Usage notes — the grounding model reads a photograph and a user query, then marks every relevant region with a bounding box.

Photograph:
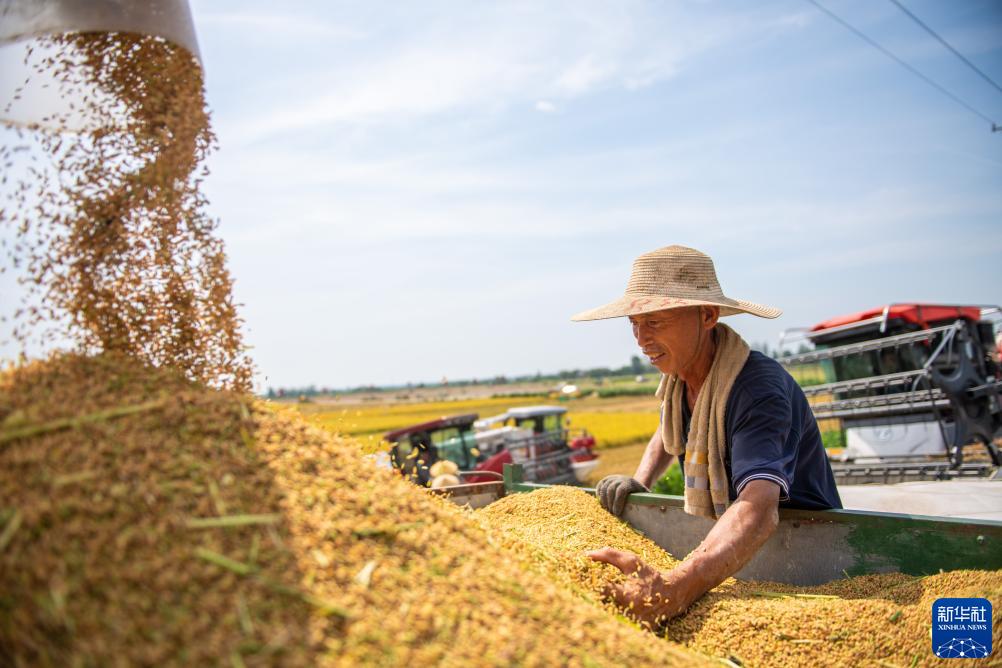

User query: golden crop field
[291,394,659,453]
[570,411,657,449]
[297,395,543,432]
[294,396,545,452]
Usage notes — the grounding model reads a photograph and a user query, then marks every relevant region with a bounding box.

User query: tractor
[385,406,598,487]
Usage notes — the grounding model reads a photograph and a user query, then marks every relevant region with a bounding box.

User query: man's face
[628,307,714,377]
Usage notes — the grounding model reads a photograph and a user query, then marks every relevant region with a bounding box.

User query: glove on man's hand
[595,475,648,517]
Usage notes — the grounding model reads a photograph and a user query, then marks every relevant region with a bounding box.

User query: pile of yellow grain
[0,353,707,666]
[671,571,1001,667]
[478,486,1002,667]
[476,484,679,605]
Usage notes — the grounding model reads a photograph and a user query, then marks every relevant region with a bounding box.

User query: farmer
[571,245,841,629]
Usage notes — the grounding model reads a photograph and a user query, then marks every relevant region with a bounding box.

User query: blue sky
[3,1,1002,390]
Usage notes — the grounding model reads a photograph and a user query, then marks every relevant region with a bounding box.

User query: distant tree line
[265,345,810,399]
[265,355,659,399]
[750,341,811,358]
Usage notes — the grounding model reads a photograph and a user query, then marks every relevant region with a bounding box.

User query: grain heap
[477,487,1002,667]
[669,570,1002,667]
[1,33,252,390]
[476,484,679,604]
[0,353,708,666]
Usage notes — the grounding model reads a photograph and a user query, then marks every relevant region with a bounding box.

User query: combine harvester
[780,303,1002,519]
[386,405,599,488]
[780,304,1001,477]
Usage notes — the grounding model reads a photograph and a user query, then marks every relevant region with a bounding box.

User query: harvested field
[0,354,707,667]
[477,486,1002,667]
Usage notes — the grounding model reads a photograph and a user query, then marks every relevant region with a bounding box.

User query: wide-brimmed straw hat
[571,245,781,322]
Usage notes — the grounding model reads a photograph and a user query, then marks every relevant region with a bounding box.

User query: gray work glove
[595,475,648,517]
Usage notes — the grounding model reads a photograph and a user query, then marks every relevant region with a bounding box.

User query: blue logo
[932,598,992,659]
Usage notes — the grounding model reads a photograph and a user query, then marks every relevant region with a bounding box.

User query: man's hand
[595,475,647,516]
[588,479,782,629]
[586,548,690,630]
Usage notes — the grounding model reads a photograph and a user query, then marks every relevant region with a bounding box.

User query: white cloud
[535,100,557,113]
[216,2,795,144]
[555,56,614,94]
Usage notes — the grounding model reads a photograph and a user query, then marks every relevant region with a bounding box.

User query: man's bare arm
[660,479,779,605]
[633,429,674,488]
[589,479,780,627]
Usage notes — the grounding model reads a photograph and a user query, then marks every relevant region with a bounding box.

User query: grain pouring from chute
[1,2,251,390]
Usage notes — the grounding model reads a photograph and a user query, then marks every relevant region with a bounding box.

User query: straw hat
[571,245,782,321]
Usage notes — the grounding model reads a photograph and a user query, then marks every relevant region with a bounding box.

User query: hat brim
[570,295,781,322]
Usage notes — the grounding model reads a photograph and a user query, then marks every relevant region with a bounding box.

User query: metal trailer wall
[435,464,1002,586]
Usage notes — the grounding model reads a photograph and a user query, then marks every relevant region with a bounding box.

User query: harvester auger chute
[1,0,201,132]
[780,304,1002,485]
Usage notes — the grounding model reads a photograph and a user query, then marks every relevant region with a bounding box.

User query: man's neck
[681,329,717,408]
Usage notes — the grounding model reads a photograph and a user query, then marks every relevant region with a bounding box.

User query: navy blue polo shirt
[676,351,842,510]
